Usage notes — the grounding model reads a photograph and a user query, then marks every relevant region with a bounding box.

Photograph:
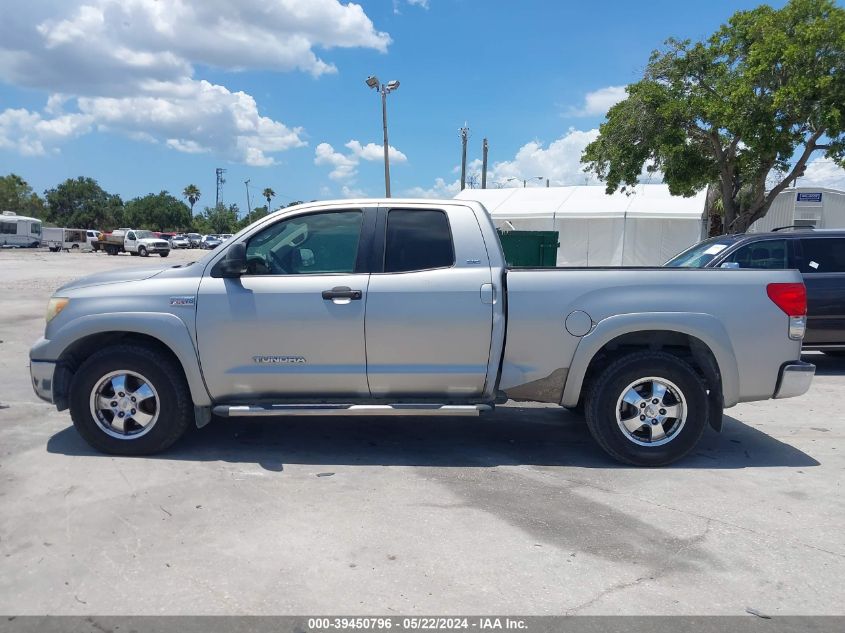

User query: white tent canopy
[454,185,708,266]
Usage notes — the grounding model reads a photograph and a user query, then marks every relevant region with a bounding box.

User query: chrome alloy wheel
[615,376,687,447]
[89,370,160,440]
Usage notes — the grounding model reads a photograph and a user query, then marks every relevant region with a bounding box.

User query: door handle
[322,286,362,300]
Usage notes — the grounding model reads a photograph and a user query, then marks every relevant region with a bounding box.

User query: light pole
[366,75,400,197]
[507,176,544,188]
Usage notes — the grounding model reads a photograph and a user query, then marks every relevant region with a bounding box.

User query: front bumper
[773,361,815,399]
[30,360,56,404]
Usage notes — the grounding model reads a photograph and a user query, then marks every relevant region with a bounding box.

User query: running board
[213,403,492,418]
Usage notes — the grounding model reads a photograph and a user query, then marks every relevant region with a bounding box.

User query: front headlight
[45,297,70,324]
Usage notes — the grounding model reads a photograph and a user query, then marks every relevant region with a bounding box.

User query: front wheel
[160,251,169,258]
[68,344,193,455]
[138,246,148,257]
[585,351,709,466]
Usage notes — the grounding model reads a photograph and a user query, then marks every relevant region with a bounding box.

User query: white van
[43,227,92,252]
[0,211,42,247]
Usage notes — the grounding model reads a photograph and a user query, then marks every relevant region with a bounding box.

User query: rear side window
[723,239,788,269]
[384,209,454,273]
[799,238,845,273]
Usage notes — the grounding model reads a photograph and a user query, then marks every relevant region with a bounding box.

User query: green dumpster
[496,230,560,267]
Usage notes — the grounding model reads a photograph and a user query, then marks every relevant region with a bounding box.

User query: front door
[196,208,372,401]
[364,206,494,399]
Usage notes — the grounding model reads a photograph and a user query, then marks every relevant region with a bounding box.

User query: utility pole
[244,179,252,224]
[481,138,488,189]
[459,125,469,191]
[546,178,550,188]
[215,168,226,207]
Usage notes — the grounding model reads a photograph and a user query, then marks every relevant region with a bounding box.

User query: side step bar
[213,403,492,418]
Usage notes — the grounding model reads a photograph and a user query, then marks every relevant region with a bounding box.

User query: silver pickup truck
[29,199,815,465]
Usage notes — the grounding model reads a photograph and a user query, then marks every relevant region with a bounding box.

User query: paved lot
[0,248,843,616]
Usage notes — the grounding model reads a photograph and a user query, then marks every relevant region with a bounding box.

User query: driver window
[245,210,363,275]
[127,232,136,240]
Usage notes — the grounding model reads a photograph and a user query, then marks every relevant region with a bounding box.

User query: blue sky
[1,0,841,211]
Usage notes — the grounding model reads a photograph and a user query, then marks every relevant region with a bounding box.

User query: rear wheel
[585,351,709,466]
[68,344,192,455]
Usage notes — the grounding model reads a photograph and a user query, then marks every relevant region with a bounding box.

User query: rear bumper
[773,361,815,399]
[30,360,56,404]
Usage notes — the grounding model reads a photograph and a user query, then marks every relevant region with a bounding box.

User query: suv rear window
[384,209,454,273]
[799,238,845,273]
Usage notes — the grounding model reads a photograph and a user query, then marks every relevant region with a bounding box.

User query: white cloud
[799,159,845,190]
[0,108,93,156]
[315,139,407,182]
[486,128,602,186]
[345,140,407,163]
[407,127,663,196]
[567,85,627,117]
[0,0,391,163]
[315,142,359,181]
[341,185,368,198]
[407,0,431,8]
[405,178,461,199]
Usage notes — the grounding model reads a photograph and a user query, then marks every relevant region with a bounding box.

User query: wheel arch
[36,313,211,411]
[561,313,739,424]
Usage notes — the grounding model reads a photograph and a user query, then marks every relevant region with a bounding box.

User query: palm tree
[262,187,276,214]
[182,184,201,215]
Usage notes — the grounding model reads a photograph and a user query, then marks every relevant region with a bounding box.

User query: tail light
[767,283,807,340]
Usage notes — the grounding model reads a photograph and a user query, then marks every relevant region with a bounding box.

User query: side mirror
[219,242,247,278]
[720,261,740,269]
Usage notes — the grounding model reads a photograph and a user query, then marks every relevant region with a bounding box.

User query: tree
[124,191,192,231]
[262,187,275,213]
[0,173,46,218]
[44,177,124,230]
[182,184,201,215]
[581,0,845,233]
[197,203,239,234]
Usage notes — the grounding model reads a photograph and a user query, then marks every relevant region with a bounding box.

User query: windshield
[664,238,736,267]
[135,230,155,239]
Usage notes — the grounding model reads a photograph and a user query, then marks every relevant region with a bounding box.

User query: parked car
[98,228,170,257]
[220,234,234,241]
[30,199,813,466]
[187,233,202,248]
[169,234,190,249]
[200,234,223,249]
[86,230,102,249]
[665,228,845,355]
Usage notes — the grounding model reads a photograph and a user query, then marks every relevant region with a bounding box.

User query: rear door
[364,205,494,399]
[796,237,845,346]
[196,207,374,400]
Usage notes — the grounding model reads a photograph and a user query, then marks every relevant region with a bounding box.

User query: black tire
[138,246,148,257]
[71,244,79,250]
[49,246,59,253]
[68,344,193,455]
[160,251,169,258]
[584,351,709,467]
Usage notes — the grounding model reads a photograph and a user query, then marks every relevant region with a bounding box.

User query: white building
[454,185,708,266]
[748,187,845,232]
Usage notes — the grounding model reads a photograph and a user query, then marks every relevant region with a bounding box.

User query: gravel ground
[0,248,843,616]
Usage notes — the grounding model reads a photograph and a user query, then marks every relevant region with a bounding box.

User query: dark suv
[666,228,845,354]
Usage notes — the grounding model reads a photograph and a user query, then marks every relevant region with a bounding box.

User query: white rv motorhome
[0,211,42,247]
